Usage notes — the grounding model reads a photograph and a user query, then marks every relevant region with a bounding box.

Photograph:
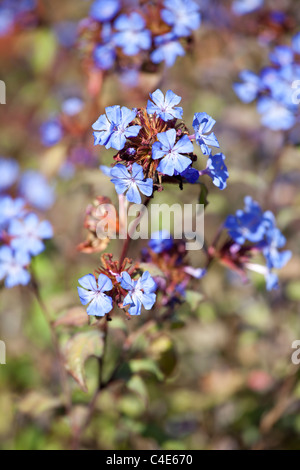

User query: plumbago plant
[40,88,289,447]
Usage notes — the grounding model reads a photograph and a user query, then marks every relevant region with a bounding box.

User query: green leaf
[148,335,177,377]
[127,375,148,403]
[185,290,204,311]
[64,330,104,392]
[129,359,164,381]
[198,183,209,209]
[18,391,62,418]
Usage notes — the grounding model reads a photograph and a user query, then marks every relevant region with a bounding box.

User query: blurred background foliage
[0,0,300,450]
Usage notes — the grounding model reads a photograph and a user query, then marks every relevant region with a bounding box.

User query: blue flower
[110,163,153,204]
[269,46,294,67]
[161,0,201,37]
[149,230,173,253]
[262,216,292,270]
[177,167,199,183]
[61,97,83,116]
[0,157,19,192]
[94,43,116,70]
[0,196,26,228]
[90,0,120,22]
[8,213,53,256]
[203,153,228,190]
[232,0,264,16]
[92,106,141,151]
[19,171,55,211]
[0,8,14,36]
[151,33,185,67]
[233,70,261,103]
[0,246,31,288]
[78,273,113,316]
[152,129,193,176]
[120,271,156,316]
[114,13,151,56]
[225,196,269,245]
[257,96,296,131]
[292,32,300,55]
[40,119,63,147]
[147,89,183,122]
[193,112,220,156]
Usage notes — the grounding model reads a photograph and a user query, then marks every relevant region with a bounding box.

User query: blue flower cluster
[232,0,264,16]
[95,89,229,202]
[87,0,201,72]
[0,157,54,288]
[0,0,36,36]
[225,197,291,290]
[234,33,300,131]
[78,270,157,317]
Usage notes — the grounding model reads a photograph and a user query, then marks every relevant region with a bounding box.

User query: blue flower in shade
[265,271,279,291]
[203,153,228,190]
[0,246,31,288]
[177,167,199,183]
[225,196,269,245]
[19,171,55,211]
[152,129,193,176]
[232,0,264,16]
[0,196,26,228]
[78,273,113,316]
[40,119,63,147]
[233,70,261,103]
[257,97,296,131]
[114,13,151,56]
[149,230,173,253]
[120,271,156,316]
[0,157,19,192]
[151,33,185,67]
[161,0,201,37]
[92,106,141,151]
[147,89,183,122]
[110,163,153,204]
[90,0,120,22]
[192,112,220,156]
[8,213,53,256]
[61,97,83,116]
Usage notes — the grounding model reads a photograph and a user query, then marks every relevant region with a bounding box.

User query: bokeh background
[0,0,300,450]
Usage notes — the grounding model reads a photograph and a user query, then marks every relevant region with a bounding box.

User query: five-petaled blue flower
[8,213,53,257]
[152,129,193,176]
[78,273,113,316]
[161,0,201,37]
[193,112,220,156]
[0,246,31,288]
[114,13,151,56]
[120,271,157,316]
[93,106,141,151]
[0,196,26,228]
[151,33,185,68]
[110,163,153,204]
[147,89,183,122]
[204,153,229,190]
